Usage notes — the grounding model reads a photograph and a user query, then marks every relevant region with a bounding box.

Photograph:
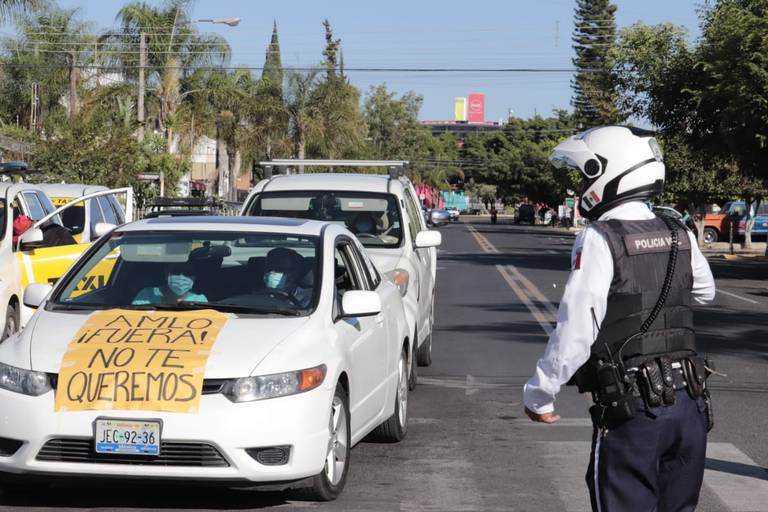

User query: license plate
[94,419,161,456]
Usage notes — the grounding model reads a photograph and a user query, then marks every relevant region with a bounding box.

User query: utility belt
[591,355,714,430]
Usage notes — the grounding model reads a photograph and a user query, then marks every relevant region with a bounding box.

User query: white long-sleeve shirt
[523,202,716,414]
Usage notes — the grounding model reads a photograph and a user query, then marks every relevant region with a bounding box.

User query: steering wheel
[355,233,379,240]
[253,289,302,307]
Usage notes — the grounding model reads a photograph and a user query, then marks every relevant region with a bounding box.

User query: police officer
[523,126,716,512]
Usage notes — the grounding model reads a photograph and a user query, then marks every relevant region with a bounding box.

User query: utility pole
[66,50,79,118]
[138,31,146,143]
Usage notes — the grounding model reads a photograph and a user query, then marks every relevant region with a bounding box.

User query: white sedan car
[0,216,410,500]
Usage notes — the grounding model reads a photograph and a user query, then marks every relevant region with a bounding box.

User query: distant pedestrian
[524,126,716,511]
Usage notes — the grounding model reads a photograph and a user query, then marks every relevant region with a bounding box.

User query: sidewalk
[701,241,768,261]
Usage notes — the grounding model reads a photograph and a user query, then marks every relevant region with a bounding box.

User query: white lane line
[717,289,759,304]
[705,442,768,511]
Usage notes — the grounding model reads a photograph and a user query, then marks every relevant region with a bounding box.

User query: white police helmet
[549,126,665,220]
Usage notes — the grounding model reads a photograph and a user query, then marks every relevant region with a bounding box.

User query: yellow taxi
[0,183,133,340]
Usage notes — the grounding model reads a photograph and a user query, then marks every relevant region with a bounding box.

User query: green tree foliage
[0,0,39,23]
[321,19,340,81]
[0,5,92,132]
[262,20,283,93]
[571,0,623,127]
[103,0,230,150]
[462,112,577,205]
[31,116,143,187]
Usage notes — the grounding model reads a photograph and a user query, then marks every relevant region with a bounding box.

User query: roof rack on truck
[259,159,409,180]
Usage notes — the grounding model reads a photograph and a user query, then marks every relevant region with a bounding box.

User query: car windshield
[51,231,320,315]
[247,191,403,248]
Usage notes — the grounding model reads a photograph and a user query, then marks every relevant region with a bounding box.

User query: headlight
[223,365,326,403]
[0,363,52,396]
[385,268,409,297]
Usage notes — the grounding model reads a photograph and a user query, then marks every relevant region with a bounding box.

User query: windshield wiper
[50,302,107,311]
[179,301,304,316]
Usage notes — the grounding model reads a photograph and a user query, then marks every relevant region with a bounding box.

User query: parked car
[702,201,746,243]
[241,172,441,391]
[0,216,409,500]
[0,184,130,340]
[425,207,450,227]
[736,201,768,238]
[515,204,536,225]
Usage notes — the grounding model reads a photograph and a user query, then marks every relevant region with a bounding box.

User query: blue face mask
[167,274,194,296]
[264,271,287,290]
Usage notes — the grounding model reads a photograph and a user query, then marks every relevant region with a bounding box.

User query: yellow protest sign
[54,309,228,413]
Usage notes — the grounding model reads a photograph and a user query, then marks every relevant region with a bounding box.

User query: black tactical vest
[570,215,696,391]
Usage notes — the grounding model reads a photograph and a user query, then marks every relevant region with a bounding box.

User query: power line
[0,62,604,73]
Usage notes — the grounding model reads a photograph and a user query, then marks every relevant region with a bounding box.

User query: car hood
[365,248,403,274]
[27,310,310,378]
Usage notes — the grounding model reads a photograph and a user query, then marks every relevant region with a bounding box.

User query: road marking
[536,441,768,512]
[496,264,555,336]
[717,289,759,304]
[705,442,768,511]
[466,224,558,333]
[419,375,524,394]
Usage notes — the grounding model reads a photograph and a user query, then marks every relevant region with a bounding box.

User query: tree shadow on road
[695,308,768,362]
[0,482,313,509]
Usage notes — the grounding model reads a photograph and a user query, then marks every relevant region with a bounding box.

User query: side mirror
[93,222,116,238]
[415,230,442,249]
[341,290,382,317]
[23,283,53,309]
[18,227,44,251]
[429,210,450,227]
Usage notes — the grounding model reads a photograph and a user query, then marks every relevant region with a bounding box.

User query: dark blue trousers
[586,390,708,512]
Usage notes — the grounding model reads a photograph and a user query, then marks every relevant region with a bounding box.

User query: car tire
[703,227,718,244]
[370,347,408,443]
[408,338,417,391]
[417,300,434,367]
[303,383,351,501]
[1,303,19,343]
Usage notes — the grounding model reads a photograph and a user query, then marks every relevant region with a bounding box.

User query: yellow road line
[467,224,558,331]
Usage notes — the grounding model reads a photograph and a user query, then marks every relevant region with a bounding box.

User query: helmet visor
[548,135,603,179]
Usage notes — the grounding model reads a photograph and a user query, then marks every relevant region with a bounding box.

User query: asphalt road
[3,219,767,511]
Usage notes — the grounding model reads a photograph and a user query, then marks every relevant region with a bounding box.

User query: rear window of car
[246,191,403,248]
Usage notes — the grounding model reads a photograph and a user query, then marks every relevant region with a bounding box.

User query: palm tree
[0,6,92,132]
[0,0,38,23]
[101,0,230,151]
[285,71,322,164]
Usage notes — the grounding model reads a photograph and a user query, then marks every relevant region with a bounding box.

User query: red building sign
[467,93,485,123]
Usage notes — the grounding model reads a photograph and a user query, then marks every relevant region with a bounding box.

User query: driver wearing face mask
[262,247,313,307]
[133,262,208,305]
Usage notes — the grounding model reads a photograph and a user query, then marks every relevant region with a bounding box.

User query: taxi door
[15,188,130,317]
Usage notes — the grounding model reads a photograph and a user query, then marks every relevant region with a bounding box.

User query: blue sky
[48,0,703,121]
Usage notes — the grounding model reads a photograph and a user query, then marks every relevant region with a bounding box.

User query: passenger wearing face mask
[132,262,208,305]
[262,247,313,307]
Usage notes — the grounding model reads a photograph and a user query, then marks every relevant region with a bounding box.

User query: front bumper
[0,386,331,483]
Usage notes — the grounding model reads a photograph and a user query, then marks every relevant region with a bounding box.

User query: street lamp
[193,17,241,27]
[139,14,240,196]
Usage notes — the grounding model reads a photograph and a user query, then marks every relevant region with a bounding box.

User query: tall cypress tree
[262,20,283,93]
[322,19,341,81]
[571,0,623,127]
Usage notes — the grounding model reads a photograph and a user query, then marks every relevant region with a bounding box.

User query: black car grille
[37,438,230,467]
